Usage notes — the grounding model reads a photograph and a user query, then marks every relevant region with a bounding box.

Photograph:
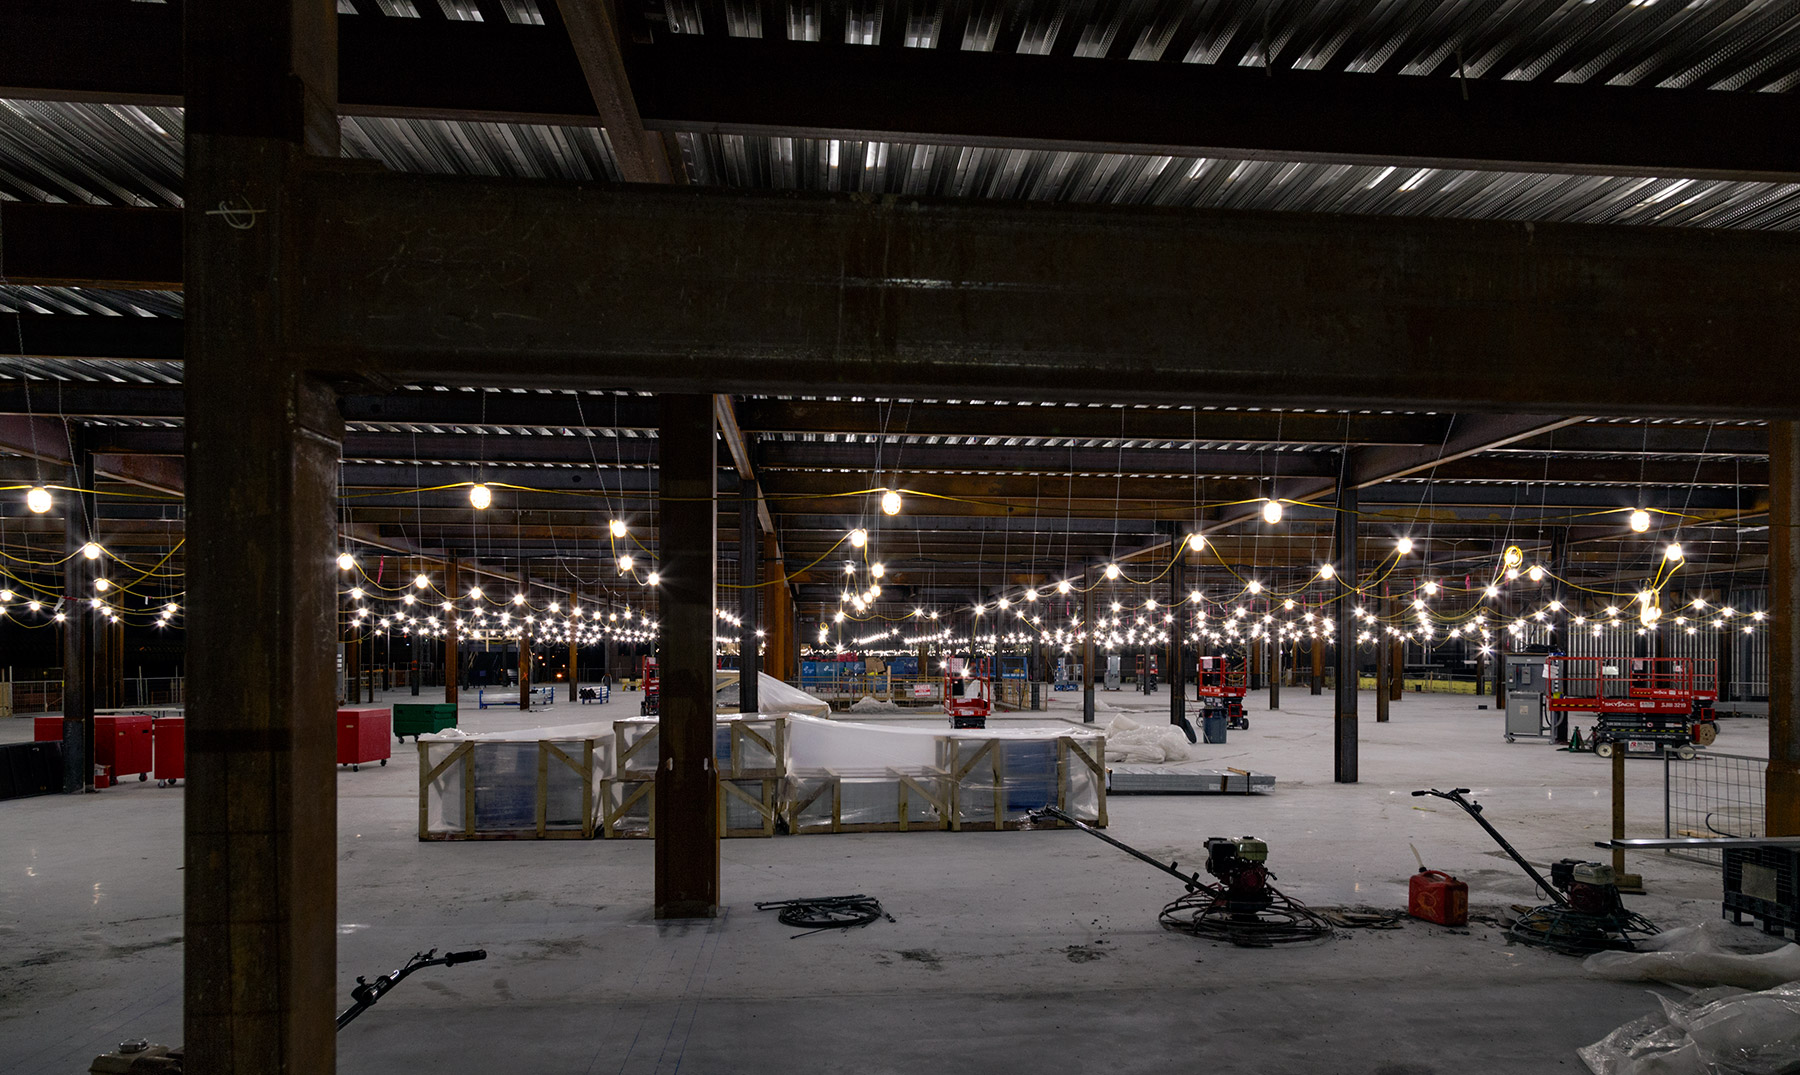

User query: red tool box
[337,706,392,771]
[1408,869,1469,926]
[33,716,63,743]
[35,715,154,785]
[153,717,184,787]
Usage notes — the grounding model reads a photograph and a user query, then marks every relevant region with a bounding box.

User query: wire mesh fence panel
[1665,751,1767,866]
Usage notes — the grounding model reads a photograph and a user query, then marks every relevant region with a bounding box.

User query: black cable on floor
[755,894,896,939]
[1158,884,1334,947]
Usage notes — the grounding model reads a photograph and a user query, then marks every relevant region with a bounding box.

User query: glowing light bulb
[1283,598,1295,611]
[1423,581,1439,596]
[337,553,355,571]
[1187,533,1206,553]
[469,483,492,509]
[618,554,634,572]
[512,593,526,606]
[1503,545,1523,569]
[1247,580,1263,595]
[350,587,365,599]
[849,529,868,548]
[1104,563,1121,580]
[880,490,903,516]
[82,543,101,560]
[412,573,430,590]
[1262,499,1283,524]
[1484,585,1499,599]
[1665,542,1683,562]
[1629,509,1650,533]
[0,589,11,602]
[1319,563,1336,580]
[1056,580,1073,595]
[1189,590,1202,603]
[871,562,886,579]
[647,571,660,586]
[25,487,51,513]
[1527,564,1544,583]
[468,586,483,600]
[1396,537,1413,555]
[609,519,629,540]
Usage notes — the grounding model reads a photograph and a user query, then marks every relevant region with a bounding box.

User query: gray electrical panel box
[1103,655,1122,691]
[1502,652,1564,742]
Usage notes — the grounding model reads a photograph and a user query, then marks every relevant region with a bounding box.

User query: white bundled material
[1101,712,1193,764]
[714,672,832,718]
[1578,983,1800,1075]
[1584,920,1800,991]
[848,695,905,713]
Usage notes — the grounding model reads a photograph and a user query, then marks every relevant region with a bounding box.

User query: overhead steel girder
[735,400,1449,446]
[627,36,1800,184]
[290,170,1800,419]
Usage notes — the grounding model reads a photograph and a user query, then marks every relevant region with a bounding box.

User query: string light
[870,562,886,579]
[93,578,110,592]
[26,487,51,513]
[1396,537,1413,555]
[1104,563,1121,580]
[413,573,430,589]
[1527,564,1545,582]
[618,554,634,572]
[1262,499,1283,524]
[647,571,660,586]
[1423,581,1439,596]
[337,553,355,571]
[469,483,491,510]
[1056,580,1073,594]
[1187,533,1206,553]
[82,543,102,560]
[1629,509,1651,533]
[1665,542,1683,562]
[1318,563,1336,580]
[881,490,903,516]
[849,529,868,548]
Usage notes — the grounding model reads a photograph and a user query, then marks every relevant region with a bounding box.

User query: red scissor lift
[1195,655,1251,730]
[944,656,992,730]
[1546,656,1718,759]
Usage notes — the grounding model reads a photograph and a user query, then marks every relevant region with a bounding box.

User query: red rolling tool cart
[95,714,153,783]
[337,706,392,771]
[152,716,185,787]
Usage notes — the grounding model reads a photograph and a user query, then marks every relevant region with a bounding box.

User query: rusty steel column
[445,557,459,705]
[1168,524,1185,732]
[739,481,761,714]
[1310,623,1324,695]
[1333,458,1359,783]
[518,562,531,712]
[1769,422,1800,836]
[183,1,342,1071]
[657,394,720,916]
[1377,603,1391,724]
[1082,566,1095,724]
[61,427,96,792]
[1269,634,1281,710]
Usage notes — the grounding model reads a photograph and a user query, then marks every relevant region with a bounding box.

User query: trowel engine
[1552,859,1624,917]
[1205,836,1273,914]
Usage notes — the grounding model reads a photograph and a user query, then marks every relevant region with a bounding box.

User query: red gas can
[1408,869,1468,926]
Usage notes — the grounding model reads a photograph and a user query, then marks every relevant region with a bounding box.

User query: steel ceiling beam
[290,171,1800,418]
[626,35,1800,183]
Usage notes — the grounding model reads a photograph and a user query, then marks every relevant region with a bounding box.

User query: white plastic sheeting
[1578,982,1800,1075]
[1585,920,1800,991]
[715,672,832,718]
[1101,712,1194,764]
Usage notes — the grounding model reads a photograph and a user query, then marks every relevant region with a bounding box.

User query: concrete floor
[0,687,1777,1075]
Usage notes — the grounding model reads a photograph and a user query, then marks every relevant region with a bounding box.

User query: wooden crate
[942,734,1107,832]
[615,715,787,782]
[598,776,782,839]
[785,769,952,834]
[418,735,606,840]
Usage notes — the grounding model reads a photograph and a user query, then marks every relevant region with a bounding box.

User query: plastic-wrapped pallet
[418,722,614,840]
[782,716,1105,834]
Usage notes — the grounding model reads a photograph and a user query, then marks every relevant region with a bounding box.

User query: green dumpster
[392,703,458,742]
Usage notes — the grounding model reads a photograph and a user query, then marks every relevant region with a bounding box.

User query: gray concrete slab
[0,688,1780,1074]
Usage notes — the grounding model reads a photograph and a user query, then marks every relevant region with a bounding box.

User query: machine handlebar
[444,949,487,966]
